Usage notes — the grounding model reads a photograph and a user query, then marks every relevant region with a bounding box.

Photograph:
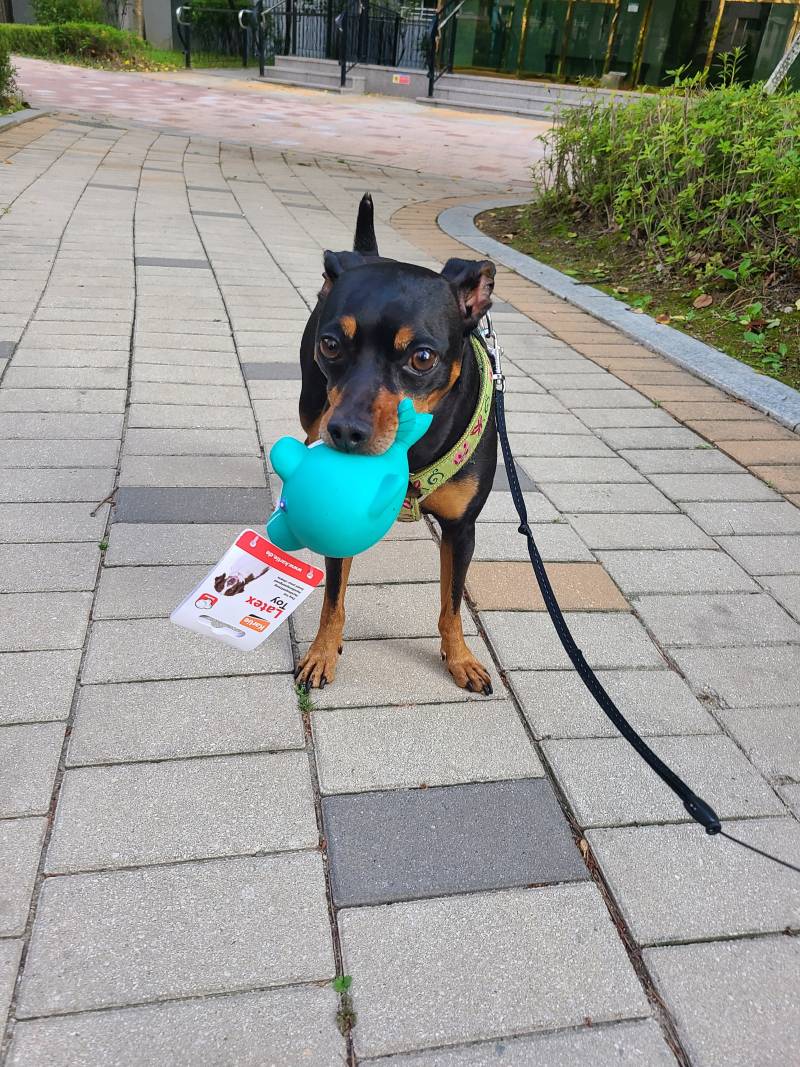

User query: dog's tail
[353,193,378,256]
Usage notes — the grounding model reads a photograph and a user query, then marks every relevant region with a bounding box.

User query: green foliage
[0,39,17,108]
[535,56,800,291]
[31,0,107,24]
[0,22,148,64]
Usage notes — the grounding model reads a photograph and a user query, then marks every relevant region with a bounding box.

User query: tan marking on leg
[296,557,352,689]
[423,475,478,521]
[438,538,492,693]
[340,315,357,339]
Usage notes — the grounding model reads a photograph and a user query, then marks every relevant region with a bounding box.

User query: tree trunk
[0,0,15,25]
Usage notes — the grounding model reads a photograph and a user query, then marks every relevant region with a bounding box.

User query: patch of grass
[332,976,356,1036]
[478,204,800,391]
[295,682,315,714]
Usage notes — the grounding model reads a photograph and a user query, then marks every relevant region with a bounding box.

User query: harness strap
[398,336,494,522]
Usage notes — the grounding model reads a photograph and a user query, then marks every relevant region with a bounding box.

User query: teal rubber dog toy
[267,398,433,558]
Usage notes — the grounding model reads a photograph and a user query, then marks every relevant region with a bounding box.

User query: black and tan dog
[295,194,497,694]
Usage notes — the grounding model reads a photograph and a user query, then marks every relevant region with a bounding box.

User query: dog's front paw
[441,644,493,696]
[295,638,343,691]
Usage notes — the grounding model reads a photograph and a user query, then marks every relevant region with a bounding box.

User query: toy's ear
[440,258,495,329]
[269,437,306,481]
[368,473,403,519]
[319,250,365,299]
[395,399,433,449]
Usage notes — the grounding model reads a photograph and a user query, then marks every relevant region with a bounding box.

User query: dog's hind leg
[437,519,493,695]
[296,556,352,690]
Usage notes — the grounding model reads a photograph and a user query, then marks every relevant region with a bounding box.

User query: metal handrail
[427,0,463,97]
[438,0,464,32]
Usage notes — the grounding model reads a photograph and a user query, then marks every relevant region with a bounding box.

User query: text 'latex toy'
[267,398,433,558]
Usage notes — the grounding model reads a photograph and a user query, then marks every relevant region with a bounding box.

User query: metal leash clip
[480,313,505,393]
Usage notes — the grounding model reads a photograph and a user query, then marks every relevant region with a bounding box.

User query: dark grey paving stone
[323,779,586,906]
[0,341,15,359]
[241,361,301,380]
[114,487,271,523]
[493,461,536,493]
[135,257,209,269]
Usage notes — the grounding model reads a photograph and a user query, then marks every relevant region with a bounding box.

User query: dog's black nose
[327,416,370,452]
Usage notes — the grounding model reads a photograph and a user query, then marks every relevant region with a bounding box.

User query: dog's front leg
[296,556,352,690]
[438,519,492,695]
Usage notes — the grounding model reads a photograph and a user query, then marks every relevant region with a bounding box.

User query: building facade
[452,0,800,88]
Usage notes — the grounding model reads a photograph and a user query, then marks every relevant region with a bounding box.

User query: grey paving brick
[478,490,559,523]
[0,503,108,543]
[506,412,590,435]
[135,256,209,268]
[105,523,243,565]
[596,426,704,450]
[0,340,16,358]
[568,513,712,551]
[481,611,664,670]
[645,938,800,1067]
[0,722,65,817]
[0,413,124,439]
[587,818,800,943]
[127,403,253,429]
[0,543,100,593]
[474,520,593,561]
[671,645,800,706]
[779,782,800,817]
[68,674,303,766]
[682,501,800,536]
[716,706,800,780]
[509,432,613,457]
[619,448,741,474]
[717,534,800,575]
[519,457,644,484]
[0,388,125,414]
[545,735,781,827]
[0,439,120,469]
[94,564,209,619]
[0,817,46,936]
[509,668,719,739]
[247,379,302,401]
[308,637,500,709]
[119,455,267,489]
[339,883,648,1059]
[242,361,302,380]
[123,427,260,456]
[0,593,92,651]
[132,363,244,386]
[313,700,539,794]
[325,779,585,907]
[12,349,129,369]
[7,985,345,1067]
[634,592,800,647]
[82,617,292,683]
[114,487,271,523]
[0,468,116,504]
[0,938,22,1036]
[491,459,536,492]
[367,1020,677,1066]
[759,575,800,620]
[17,852,335,1017]
[541,483,677,514]
[47,751,317,873]
[0,651,81,726]
[129,383,248,408]
[293,582,474,643]
[597,550,758,595]
[649,472,779,503]
[579,408,681,429]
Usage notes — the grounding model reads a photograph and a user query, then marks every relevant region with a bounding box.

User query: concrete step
[261,67,365,93]
[272,55,342,74]
[422,72,636,119]
[417,94,570,121]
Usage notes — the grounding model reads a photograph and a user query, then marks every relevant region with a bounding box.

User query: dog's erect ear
[441,258,495,328]
[320,250,365,299]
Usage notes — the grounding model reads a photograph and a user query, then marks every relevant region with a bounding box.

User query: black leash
[476,320,800,876]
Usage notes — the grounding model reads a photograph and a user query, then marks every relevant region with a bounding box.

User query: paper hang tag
[170,529,324,650]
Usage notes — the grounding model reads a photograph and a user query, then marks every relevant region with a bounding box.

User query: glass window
[563,1,616,79]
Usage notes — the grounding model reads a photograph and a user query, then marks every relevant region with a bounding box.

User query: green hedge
[31,0,107,24]
[0,22,147,63]
[0,39,17,106]
[535,64,800,287]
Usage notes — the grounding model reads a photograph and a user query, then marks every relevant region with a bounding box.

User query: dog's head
[314,252,494,454]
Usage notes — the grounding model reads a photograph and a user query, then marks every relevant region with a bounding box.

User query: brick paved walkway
[14,57,546,185]
[1,111,799,1067]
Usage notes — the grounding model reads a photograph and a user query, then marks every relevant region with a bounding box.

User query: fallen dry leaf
[655,312,671,324]
[613,285,629,294]
[693,293,713,309]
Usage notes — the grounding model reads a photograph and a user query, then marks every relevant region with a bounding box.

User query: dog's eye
[319,336,340,360]
[408,348,439,374]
